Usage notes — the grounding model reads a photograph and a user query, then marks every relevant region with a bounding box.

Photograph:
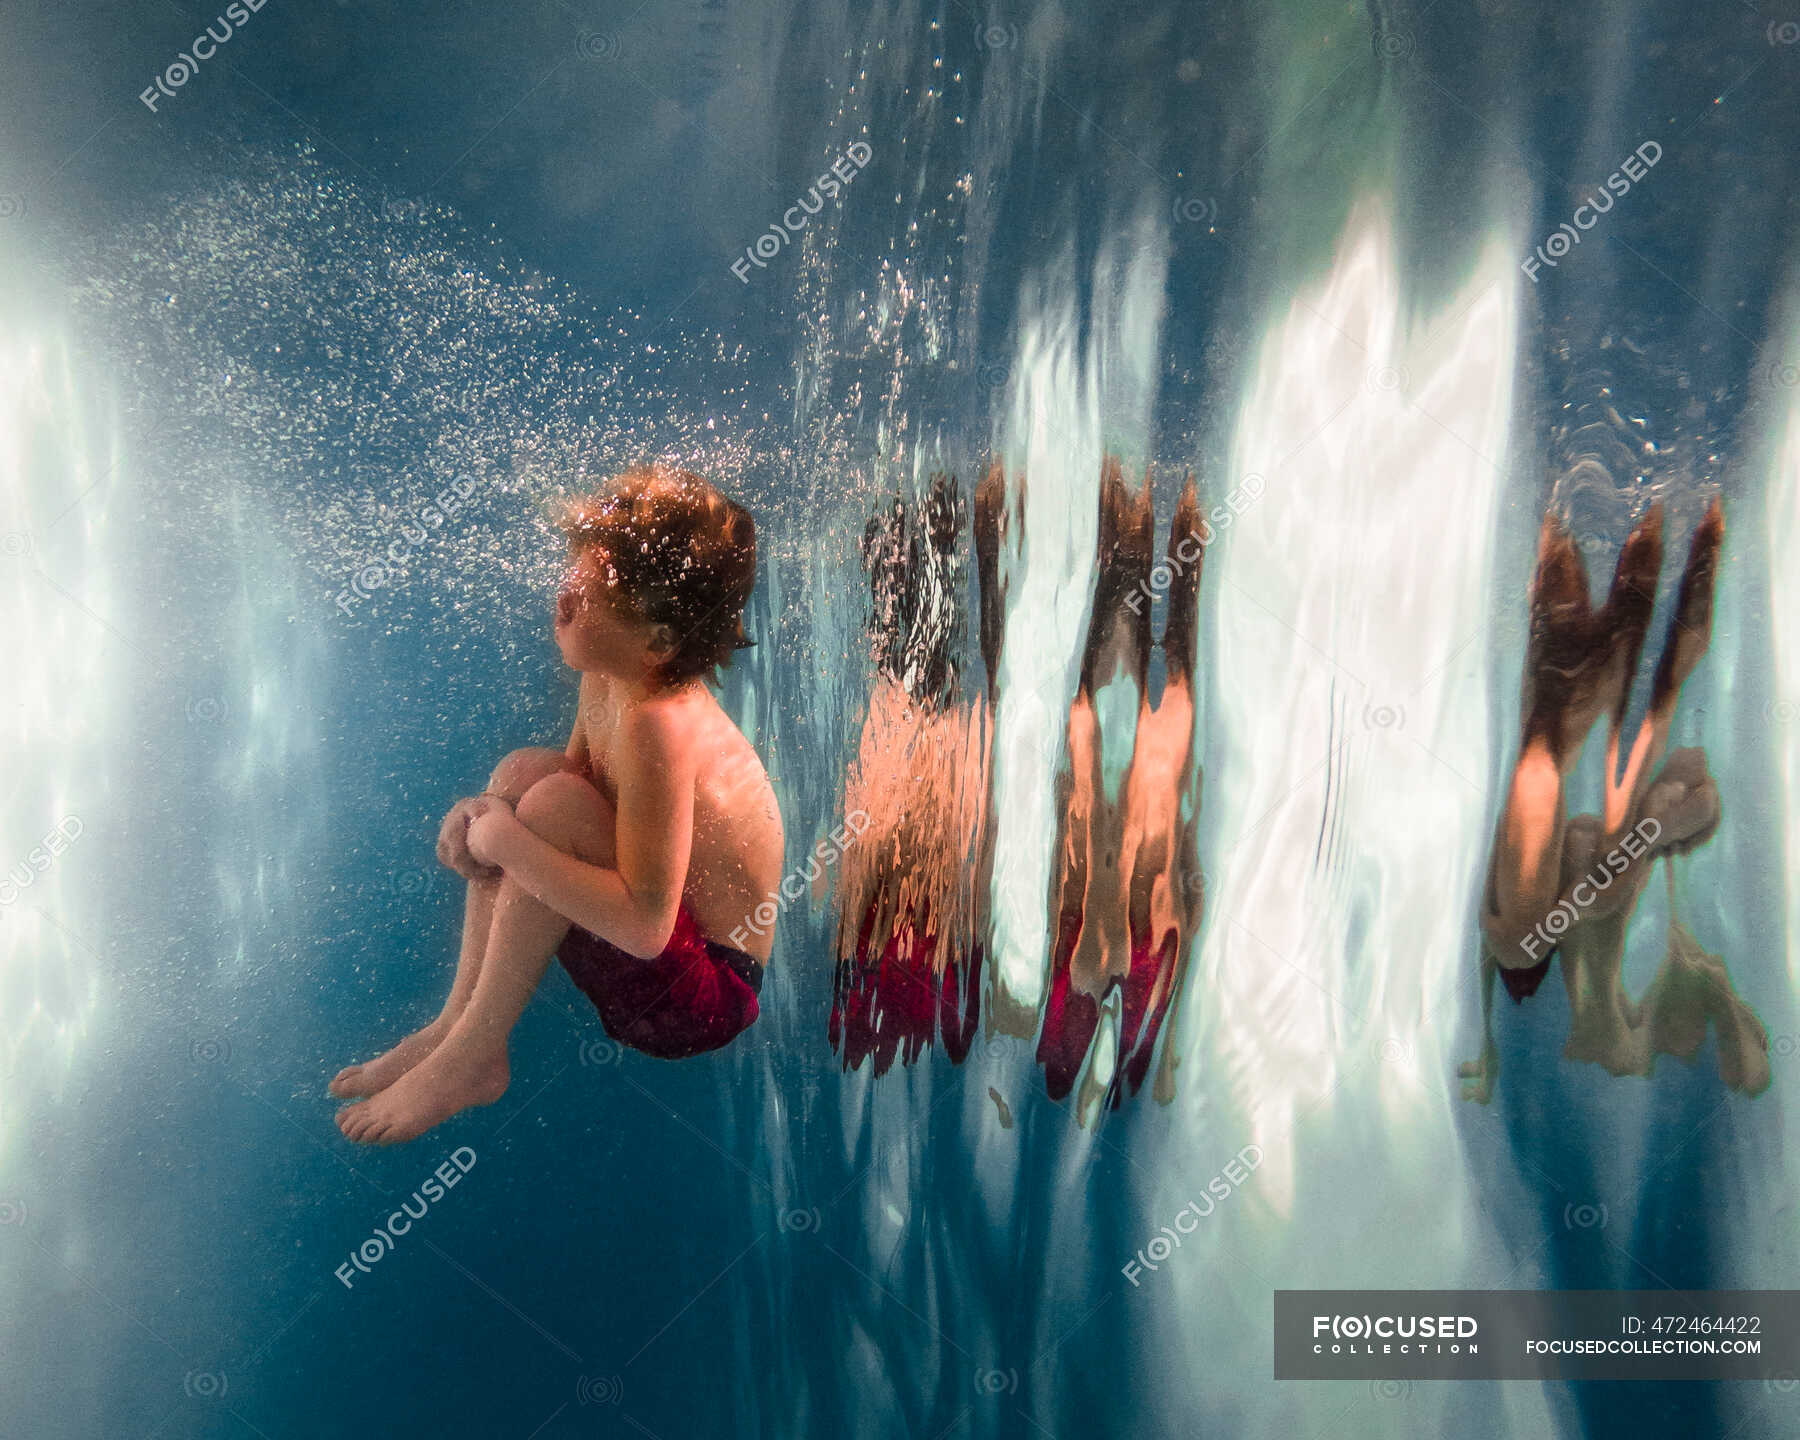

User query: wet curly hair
[559,465,758,688]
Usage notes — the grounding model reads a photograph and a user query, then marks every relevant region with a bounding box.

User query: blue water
[3,1,1799,1437]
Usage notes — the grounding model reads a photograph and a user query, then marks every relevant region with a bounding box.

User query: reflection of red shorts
[1037,906,1180,1106]
[1500,951,1552,1003]
[828,902,982,1074]
[557,905,763,1060]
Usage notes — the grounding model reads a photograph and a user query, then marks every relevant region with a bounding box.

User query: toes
[336,1094,424,1146]
[362,1112,412,1146]
[338,1103,375,1142]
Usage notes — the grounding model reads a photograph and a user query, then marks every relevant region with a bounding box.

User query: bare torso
[573,673,785,964]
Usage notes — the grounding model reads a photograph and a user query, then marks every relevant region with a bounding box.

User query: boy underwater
[332,465,783,1144]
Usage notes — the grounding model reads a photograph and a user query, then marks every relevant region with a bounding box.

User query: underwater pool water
[2,1,1799,1437]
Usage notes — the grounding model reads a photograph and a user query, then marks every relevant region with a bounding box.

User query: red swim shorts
[557,905,763,1060]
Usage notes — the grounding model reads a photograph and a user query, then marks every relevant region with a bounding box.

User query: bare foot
[336,1026,509,1145]
[1458,1037,1499,1104]
[329,1017,453,1098]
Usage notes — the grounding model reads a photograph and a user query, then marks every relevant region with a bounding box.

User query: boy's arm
[485,707,695,958]
[566,691,592,770]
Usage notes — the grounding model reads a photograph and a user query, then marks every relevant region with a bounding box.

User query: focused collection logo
[1311,1312,1480,1354]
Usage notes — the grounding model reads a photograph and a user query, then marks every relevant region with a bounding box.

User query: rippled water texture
[2,1,1798,1437]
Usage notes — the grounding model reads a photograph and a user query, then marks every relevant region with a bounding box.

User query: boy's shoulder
[620,683,726,755]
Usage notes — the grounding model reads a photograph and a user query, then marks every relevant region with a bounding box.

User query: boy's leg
[437,746,581,1020]
[446,772,618,1047]
[329,746,573,1099]
[337,771,617,1145]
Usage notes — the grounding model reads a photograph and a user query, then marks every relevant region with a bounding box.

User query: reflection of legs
[973,462,1009,695]
[1550,748,1737,1080]
[969,464,1018,1030]
[1633,762,1767,1095]
[338,771,617,1144]
[1484,510,1662,958]
[1553,511,1727,1081]
[1142,477,1207,1106]
[1641,864,1770,1095]
[1467,504,1730,1100]
[1458,962,1503,1102]
[1557,814,1652,1071]
[1490,737,1568,951]
[1069,461,1151,996]
[1603,498,1723,830]
[330,745,571,1099]
[1465,517,1628,1100]
[1560,920,1649,1075]
[1467,506,1668,1101]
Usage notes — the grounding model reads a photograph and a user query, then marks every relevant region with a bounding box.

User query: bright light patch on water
[1765,328,1800,994]
[1139,198,1552,1439]
[0,326,111,1118]
[1193,199,1516,1214]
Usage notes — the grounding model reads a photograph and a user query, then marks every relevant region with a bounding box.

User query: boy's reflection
[1466,498,1769,1100]
[830,461,1206,1111]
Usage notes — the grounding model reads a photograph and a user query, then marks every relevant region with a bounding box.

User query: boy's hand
[465,795,524,871]
[437,796,505,882]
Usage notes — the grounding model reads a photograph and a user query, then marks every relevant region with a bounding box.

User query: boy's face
[553,546,666,677]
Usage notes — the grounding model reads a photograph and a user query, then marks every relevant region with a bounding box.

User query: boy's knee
[486,746,570,800]
[515,771,602,840]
